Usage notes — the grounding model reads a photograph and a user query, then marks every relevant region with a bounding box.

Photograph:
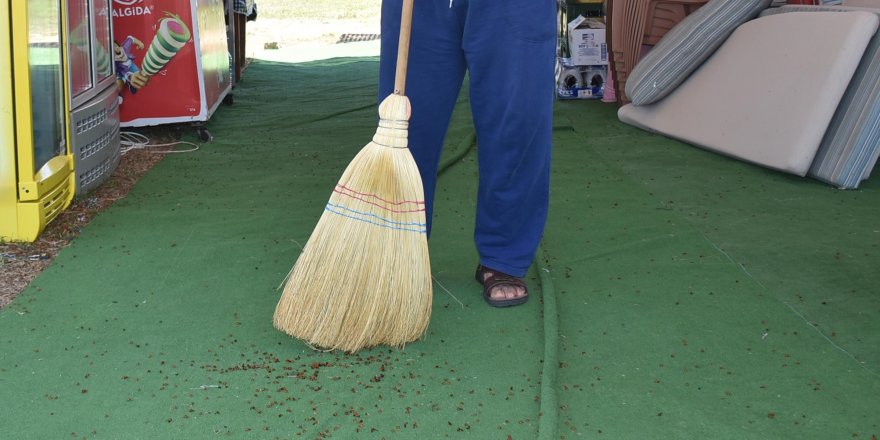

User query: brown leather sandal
[474,264,529,308]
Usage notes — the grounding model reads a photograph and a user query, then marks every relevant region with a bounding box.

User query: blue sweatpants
[379,0,556,277]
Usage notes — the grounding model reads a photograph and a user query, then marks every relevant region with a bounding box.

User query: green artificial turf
[0,58,877,439]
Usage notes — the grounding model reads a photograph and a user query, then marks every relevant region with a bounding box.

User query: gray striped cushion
[625,0,772,106]
[763,5,880,189]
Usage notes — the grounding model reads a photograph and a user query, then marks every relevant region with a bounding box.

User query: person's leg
[379,0,467,235]
[463,0,556,292]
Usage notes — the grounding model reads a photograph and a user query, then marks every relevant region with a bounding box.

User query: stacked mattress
[617,3,880,189]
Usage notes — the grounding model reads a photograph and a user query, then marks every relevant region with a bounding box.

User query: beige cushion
[618,11,878,176]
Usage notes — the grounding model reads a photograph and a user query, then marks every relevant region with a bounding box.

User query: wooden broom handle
[394,0,414,95]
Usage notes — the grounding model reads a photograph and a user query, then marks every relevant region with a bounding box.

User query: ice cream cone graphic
[140,12,191,76]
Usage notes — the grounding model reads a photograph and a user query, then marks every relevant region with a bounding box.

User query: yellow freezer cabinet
[1,0,75,242]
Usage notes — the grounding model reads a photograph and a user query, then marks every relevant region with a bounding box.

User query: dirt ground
[248,17,380,50]
[246,1,380,52]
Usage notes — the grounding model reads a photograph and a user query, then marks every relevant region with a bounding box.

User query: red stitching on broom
[336,185,425,205]
[331,194,426,214]
[333,185,426,213]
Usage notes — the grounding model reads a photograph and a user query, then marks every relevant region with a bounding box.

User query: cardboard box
[568,16,608,66]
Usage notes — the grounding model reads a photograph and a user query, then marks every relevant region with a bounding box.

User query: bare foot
[482,271,527,301]
[475,265,529,307]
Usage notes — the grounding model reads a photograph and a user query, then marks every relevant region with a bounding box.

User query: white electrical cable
[119,130,200,155]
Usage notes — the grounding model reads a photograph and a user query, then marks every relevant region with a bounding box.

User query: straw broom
[273,0,431,352]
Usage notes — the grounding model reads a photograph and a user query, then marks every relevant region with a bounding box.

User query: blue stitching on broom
[325,203,427,233]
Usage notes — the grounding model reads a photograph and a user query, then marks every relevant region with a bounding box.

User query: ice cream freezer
[2,0,122,242]
[1,0,72,242]
[111,0,231,138]
[67,0,122,195]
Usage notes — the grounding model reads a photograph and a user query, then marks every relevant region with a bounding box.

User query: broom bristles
[273,94,432,352]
